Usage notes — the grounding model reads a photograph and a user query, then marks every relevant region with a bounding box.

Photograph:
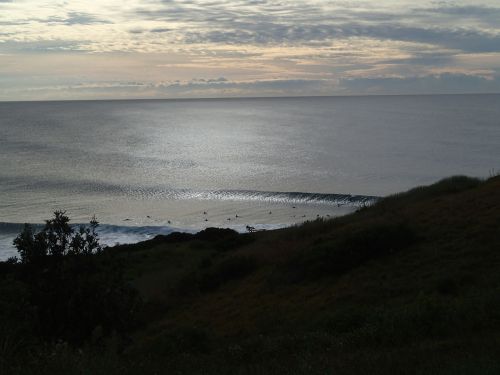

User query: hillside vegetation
[2,175,500,374]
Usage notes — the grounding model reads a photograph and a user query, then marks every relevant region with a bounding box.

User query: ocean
[1,94,499,259]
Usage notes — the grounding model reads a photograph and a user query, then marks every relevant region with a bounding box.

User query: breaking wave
[2,176,379,207]
[177,189,379,206]
[0,222,287,261]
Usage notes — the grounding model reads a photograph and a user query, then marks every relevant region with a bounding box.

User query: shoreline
[0,200,358,261]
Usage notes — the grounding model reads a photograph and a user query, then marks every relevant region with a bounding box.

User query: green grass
[3,175,500,374]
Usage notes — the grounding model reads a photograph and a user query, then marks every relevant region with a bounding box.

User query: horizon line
[1,92,499,104]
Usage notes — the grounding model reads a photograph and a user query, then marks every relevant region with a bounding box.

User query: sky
[1,0,500,100]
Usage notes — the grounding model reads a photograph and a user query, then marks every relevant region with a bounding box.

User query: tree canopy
[6,211,139,345]
[14,210,102,264]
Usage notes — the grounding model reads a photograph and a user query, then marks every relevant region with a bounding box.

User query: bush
[14,211,101,264]
[5,212,141,346]
[200,256,258,292]
[194,227,238,242]
[287,219,417,281]
[382,176,482,206]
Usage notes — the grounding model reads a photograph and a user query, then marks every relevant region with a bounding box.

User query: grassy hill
[3,175,500,374]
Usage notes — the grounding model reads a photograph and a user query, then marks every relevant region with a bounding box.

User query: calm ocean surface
[1,94,499,258]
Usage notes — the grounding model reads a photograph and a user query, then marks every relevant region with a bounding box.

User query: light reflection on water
[1,95,499,257]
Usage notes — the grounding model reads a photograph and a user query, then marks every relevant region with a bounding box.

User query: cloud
[0,77,333,100]
[181,23,500,53]
[0,40,88,53]
[342,24,500,53]
[3,73,498,101]
[156,77,330,95]
[150,27,172,33]
[48,12,112,26]
[339,73,500,95]
[417,5,500,17]
[1,0,500,99]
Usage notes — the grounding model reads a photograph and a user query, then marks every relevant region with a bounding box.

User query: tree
[11,211,139,345]
[13,211,102,264]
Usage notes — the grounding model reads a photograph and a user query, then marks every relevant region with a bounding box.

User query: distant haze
[1,1,500,101]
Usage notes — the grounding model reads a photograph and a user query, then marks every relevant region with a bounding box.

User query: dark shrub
[144,326,212,356]
[195,227,238,242]
[163,231,195,243]
[9,211,141,345]
[288,220,417,281]
[416,175,482,196]
[200,256,258,292]
[383,176,482,205]
[322,307,368,334]
[199,256,213,269]
[192,228,254,252]
[111,232,194,253]
[436,278,459,296]
[213,234,255,252]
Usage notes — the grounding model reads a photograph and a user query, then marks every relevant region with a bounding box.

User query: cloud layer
[1,0,499,100]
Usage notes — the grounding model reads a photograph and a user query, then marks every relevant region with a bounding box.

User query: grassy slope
[92,175,500,374]
[32,176,500,374]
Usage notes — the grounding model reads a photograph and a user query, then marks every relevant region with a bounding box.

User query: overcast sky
[1,0,500,100]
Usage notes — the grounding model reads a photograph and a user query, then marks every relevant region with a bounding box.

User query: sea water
[1,94,499,259]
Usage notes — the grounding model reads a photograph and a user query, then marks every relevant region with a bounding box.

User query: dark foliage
[3,176,500,374]
[199,256,258,292]
[196,228,255,252]
[176,255,258,296]
[14,211,101,264]
[287,219,417,281]
[5,211,140,346]
[194,227,238,241]
[380,176,482,207]
[111,232,195,253]
[111,228,249,254]
[143,326,213,356]
[164,231,196,243]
